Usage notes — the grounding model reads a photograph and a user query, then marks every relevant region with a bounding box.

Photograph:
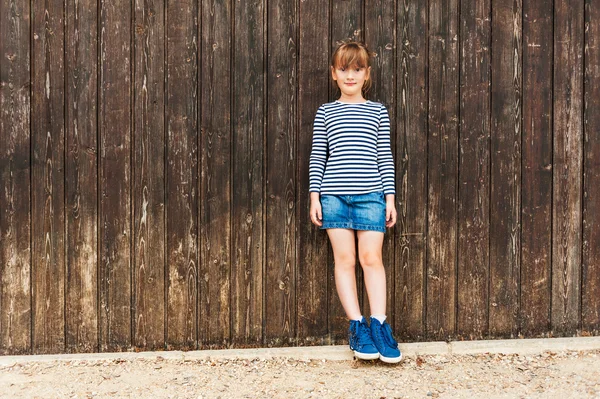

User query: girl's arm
[377,104,396,196]
[309,105,327,194]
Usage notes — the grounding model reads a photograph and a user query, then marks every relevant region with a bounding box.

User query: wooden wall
[0,0,599,355]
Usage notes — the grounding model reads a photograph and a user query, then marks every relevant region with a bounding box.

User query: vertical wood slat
[392,0,427,339]
[520,0,553,337]
[427,0,459,340]
[198,0,231,350]
[364,0,397,329]
[199,0,231,349]
[98,0,132,351]
[0,0,31,355]
[328,0,362,344]
[583,0,600,333]
[457,0,491,339]
[552,0,584,335]
[132,0,166,350]
[265,0,297,346]
[166,0,198,350]
[65,0,99,353]
[231,0,261,346]
[297,0,329,345]
[489,0,522,338]
[31,0,65,354]
[31,0,66,354]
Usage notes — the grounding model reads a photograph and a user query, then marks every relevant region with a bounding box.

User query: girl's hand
[385,196,397,228]
[310,194,323,226]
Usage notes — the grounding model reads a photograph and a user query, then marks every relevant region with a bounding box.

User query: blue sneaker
[369,317,402,363]
[348,317,379,360]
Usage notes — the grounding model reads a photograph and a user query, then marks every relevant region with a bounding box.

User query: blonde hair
[331,40,374,96]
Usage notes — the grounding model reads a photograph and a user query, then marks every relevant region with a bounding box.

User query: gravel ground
[1,349,600,398]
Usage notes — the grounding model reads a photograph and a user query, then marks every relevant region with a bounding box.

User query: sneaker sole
[353,350,380,360]
[379,353,403,363]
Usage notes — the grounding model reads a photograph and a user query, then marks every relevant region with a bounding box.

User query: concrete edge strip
[1,337,600,366]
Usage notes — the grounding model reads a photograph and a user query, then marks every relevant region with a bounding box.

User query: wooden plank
[230,0,261,346]
[328,0,362,344]
[520,0,552,337]
[457,0,491,339]
[488,0,522,338]
[98,0,132,351]
[332,0,363,43]
[552,0,584,336]
[198,1,232,348]
[364,0,396,329]
[265,0,297,346]
[65,0,99,353]
[392,0,427,340]
[297,0,329,345]
[583,0,600,333]
[31,0,66,353]
[166,0,198,350]
[426,0,459,341]
[0,0,31,355]
[132,0,166,350]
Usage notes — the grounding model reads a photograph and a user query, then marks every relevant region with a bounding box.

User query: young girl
[309,41,401,363]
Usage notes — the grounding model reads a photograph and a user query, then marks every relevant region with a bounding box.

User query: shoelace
[350,321,374,348]
[372,321,399,349]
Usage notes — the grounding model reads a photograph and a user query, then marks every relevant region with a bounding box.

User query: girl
[309,41,401,363]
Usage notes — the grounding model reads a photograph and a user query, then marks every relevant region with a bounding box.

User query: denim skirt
[319,191,386,233]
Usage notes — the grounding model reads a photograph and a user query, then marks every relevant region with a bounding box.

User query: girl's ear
[331,66,337,81]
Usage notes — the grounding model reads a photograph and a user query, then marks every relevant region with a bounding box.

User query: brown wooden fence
[1,0,599,355]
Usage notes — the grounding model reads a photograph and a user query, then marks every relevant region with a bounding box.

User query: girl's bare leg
[326,228,361,320]
[356,230,386,316]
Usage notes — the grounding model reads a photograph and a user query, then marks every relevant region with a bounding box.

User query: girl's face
[331,64,371,98]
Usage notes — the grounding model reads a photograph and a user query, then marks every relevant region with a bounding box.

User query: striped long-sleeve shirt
[309,100,396,195]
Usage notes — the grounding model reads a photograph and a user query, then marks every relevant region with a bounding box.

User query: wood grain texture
[457,0,491,339]
[132,0,166,350]
[328,0,362,344]
[583,0,600,333]
[520,0,553,337]
[199,0,231,349]
[489,0,522,338]
[0,0,31,355]
[552,0,584,336]
[230,0,260,346]
[265,0,297,346]
[393,0,426,340]
[166,0,198,350]
[31,0,66,354]
[297,0,329,345]
[65,0,99,353]
[1,0,599,355]
[98,0,132,351]
[427,0,459,341]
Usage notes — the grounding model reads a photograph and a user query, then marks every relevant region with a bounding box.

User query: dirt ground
[1,349,600,398]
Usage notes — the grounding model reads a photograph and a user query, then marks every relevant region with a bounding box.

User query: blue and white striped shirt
[309,100,396,195]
